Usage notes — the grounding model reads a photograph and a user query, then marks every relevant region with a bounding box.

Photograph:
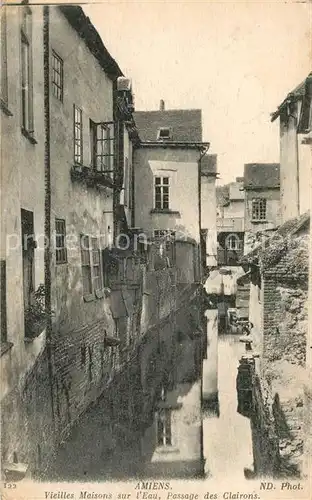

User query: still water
[203,334,254,480]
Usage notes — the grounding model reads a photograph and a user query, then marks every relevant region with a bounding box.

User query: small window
[90,121,114,175]
[91,237,102,292]
[55,218,67,264]
[157,409,172,446]
[52,50,63,101]
[157,127,171,140]
[80,235,104,298]
[252,198,266,221]
[154,176,170,209]
[81,235,92,296]
[74,105,83,164]
[226,234,239,251]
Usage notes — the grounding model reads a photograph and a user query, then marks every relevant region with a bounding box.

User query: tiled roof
[133,109,202,143]
[271,72,312,122]
[243,163,280,190]
[59,6,123,80]
[240,211,310,267]
[263,233,309,279]
[201,154,217,175]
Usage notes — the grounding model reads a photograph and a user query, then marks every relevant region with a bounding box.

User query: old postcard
[0,1,311,500]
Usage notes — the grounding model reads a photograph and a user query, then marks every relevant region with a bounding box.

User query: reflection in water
[203,334,254,480]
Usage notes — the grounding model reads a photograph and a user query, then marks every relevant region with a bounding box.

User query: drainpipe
[43,5,55,426]
[198,147,209,282]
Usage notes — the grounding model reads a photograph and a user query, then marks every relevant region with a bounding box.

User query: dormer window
[157,127,171,140]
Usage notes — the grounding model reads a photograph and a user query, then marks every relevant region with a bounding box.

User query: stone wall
[249,271,308,478]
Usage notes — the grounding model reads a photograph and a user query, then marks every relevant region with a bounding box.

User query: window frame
[226,234,239,251]
[74,104,83,165]
[55,218,67,265]
[157,127,171,140]
[80,234,104,301]
[251,198,267,221]
[90,120,115,176]
[20,6,34,135]
[51,49,64,102]
[154,176,170,210]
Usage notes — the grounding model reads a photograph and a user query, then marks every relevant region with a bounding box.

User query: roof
[59,6,123,80]
[240,211,310,268]
[201,154,217,176]
[263,233,309,280]
[243,163,280,190]
[133,109,202,143]
[271,72,312,123]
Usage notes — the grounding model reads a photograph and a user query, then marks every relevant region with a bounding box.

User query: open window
[90,120,115,177]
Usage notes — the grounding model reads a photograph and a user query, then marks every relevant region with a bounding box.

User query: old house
[239,212,309,477]
[243,163,281,254]
[270,72,312,477]
[237,75,312,478]
[1,5,208,480]
[216,177,245,266]
[271,72,312,222]
[1,3,48,476]
[133,101,210,284]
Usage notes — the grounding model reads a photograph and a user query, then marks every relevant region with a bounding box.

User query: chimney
[159,99,165,111]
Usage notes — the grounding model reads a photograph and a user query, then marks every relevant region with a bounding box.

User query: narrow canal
[203,334,254,480]
[45,334,254,482]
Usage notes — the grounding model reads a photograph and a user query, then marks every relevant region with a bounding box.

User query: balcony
[217,217,244,233]
[71,164,115,188]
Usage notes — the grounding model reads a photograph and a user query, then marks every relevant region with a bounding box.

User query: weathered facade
[239,210,310,477]
[271,73,312,222]
[0,4,51,476]
[1,6,209,480]
[216,177,245,266]
[133,102,210,285]
[243,163,281,254]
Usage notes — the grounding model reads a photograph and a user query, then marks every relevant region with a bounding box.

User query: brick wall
[1,348,55,476]
[251,271,308,477]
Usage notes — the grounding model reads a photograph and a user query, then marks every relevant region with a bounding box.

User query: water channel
[203,334,254,480]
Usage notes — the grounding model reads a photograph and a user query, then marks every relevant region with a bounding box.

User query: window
[90,121,114,175]
[226,234,239,251]
[156,409,172,446]
[21,6,34,134]
[91,237,102,292]
[154,229,175,240]
[157,127,171,140]
[252,198,266,221]
[52,50,63,101]
[1,7,8,107]
[55,219,67,264]
[74,105,83,164]
[21,209,35,310]
[154,176,169,209]
[80,235,103,298]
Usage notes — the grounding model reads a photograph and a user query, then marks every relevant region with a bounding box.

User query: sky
[83,0,311,185]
